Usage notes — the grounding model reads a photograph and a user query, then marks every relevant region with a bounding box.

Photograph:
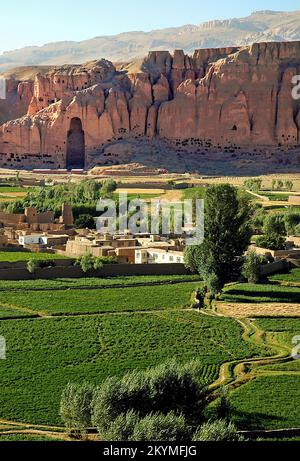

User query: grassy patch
[0,312,265,425]
[182,187,206,200]
[0,187,33,194]
[0,252,70,262]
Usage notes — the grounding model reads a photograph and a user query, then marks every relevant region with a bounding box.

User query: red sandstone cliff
[1,42,300,170]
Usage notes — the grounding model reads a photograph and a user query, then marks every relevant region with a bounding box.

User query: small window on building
[169,256,174,262]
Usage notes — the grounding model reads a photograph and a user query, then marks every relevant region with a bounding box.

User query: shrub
[103,411,141,442]
[263,214,286,237]
[101,179,117,197]
[204,272,223,298]
[244,179,262,192]
[27,259,38,275]
[39,260,56,269]
[216,389,232,421]
[285,212,300,235]
[295,224,300,237]
[77,254,95,273]
[76,254,105,273]
[60,382,95,437]
[256,233,286,251]
[75,214,96,229]
[193,419,245,442]
[131,412,191,442]
[242,249,262,284]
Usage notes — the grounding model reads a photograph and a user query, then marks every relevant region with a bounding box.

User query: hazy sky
[0,0,299,54]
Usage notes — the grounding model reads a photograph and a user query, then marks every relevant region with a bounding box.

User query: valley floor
[0,272,299,441]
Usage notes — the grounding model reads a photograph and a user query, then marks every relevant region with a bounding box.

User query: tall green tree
[185,185,252,284]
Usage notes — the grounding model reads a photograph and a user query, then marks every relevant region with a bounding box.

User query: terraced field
[221,283,300,304]
[197,268,300,435]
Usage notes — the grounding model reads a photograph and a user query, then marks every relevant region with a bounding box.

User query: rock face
[1,42,300,170]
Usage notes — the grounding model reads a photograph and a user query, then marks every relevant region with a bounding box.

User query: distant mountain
[1,9,300,72]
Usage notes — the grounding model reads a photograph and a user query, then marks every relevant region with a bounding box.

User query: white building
[135,248,184,265]
[19,235,43,246]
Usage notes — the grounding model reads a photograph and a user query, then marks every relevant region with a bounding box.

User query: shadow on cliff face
[90,139,300,176]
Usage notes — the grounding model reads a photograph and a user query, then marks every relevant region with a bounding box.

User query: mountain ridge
[1,10,300,72]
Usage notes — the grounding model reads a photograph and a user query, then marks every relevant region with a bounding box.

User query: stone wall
[0,262,188,280]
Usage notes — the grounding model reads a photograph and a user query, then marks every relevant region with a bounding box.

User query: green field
[222,283,300,304]
[0,272,299,434]
[0,282,200,316]
[269,269,300,284]
[0,307,36,320]
[228,317,300,429]
[0,312,265,425]
[259,193,290,201]
[0,252,70,262]
[0,274,199,291]
[230,375,300,430]
[0,187,32,194]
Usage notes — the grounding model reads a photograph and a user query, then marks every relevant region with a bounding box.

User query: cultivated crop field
[0,274,199,291]
[221,283,300,304]
[0,282,200,316]
[270,269,300,284]
[230,375,300,430]
[0,312,264,425]
[228,317,300,429]
[0,272,299,435]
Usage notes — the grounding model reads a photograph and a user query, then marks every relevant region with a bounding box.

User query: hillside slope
[1,10,300,71]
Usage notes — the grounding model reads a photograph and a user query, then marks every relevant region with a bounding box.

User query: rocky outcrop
[0,79,33,125]
[1,41,300,170]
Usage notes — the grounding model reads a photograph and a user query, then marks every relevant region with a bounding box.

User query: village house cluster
[0,204,185,264]
[65,232,185,264]
[1,197,300,266]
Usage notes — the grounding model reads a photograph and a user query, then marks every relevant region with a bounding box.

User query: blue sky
[0,0,299,53]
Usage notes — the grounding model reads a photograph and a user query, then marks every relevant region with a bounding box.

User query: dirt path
[200,308,293,395]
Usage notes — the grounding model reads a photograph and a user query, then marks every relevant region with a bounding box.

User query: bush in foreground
[193,419,245,442]
[131,412,190,442]
[103,411,141,442]
[92,360,208,437]
[60,382,95,436]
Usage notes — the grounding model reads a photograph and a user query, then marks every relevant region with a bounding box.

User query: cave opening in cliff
[66,117,85,169]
